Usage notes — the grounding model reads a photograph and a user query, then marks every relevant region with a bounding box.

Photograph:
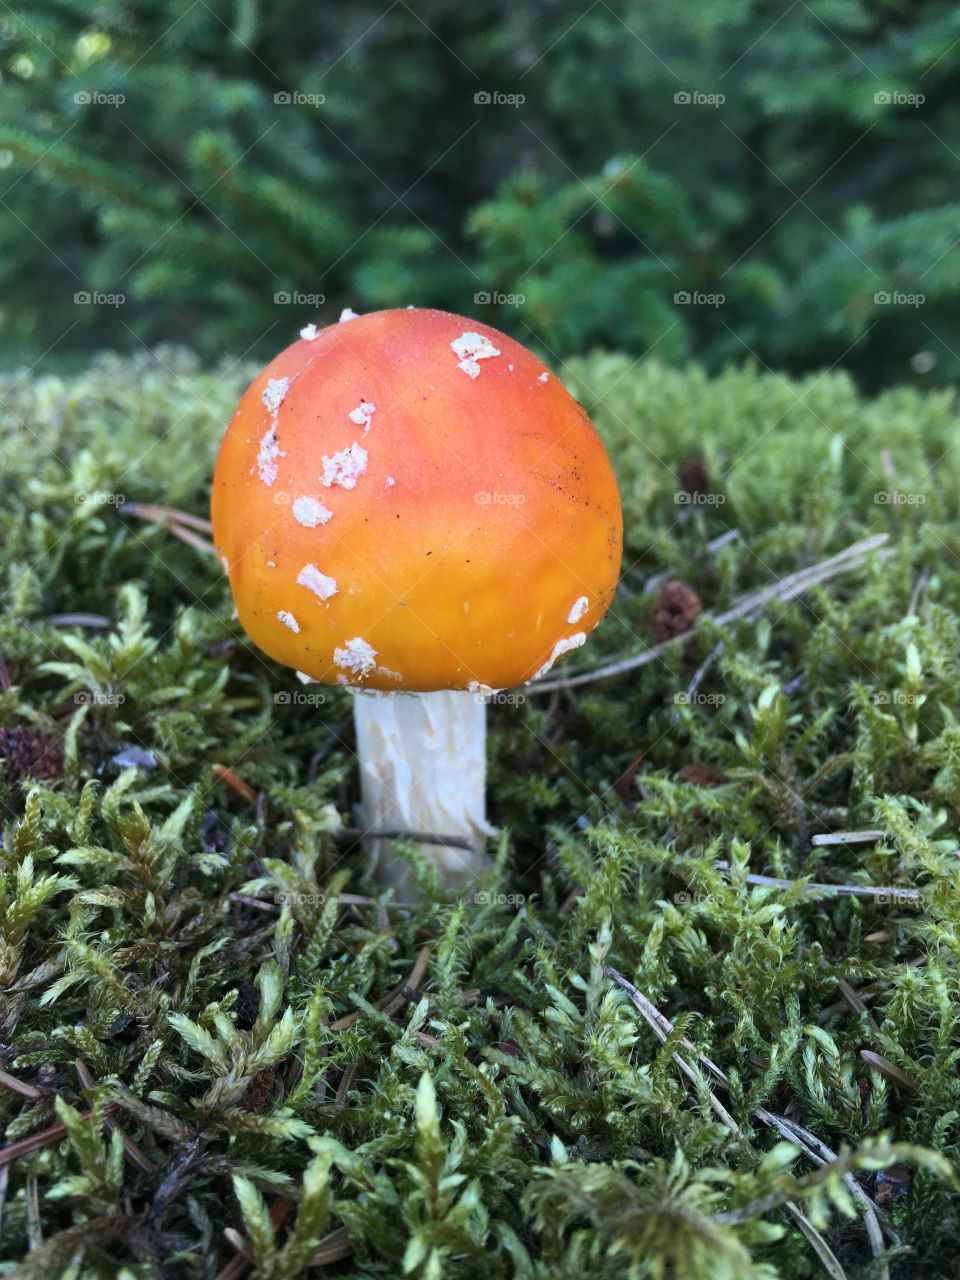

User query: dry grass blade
[120,502,213,532]
[121,502,218,558]
[531,533,890,694]
[310,1225,353,1265]
[605,967,890,1278]
[215,1224,351,1280]
[837,979,880,1034]
[228,892,280,914]
[164,523,218,558]
[46,613,112,629]
[713,862,919,901]
[216,1196,294,1280]
[782,1206,848,1280]
[759,1111,896,1242]
[860,1051,919,1092]
[214,1256,247,1280]
[222,1227,250,1259]
[812,831,884,846]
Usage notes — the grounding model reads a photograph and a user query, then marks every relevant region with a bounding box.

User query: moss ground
[0,348,958,1278]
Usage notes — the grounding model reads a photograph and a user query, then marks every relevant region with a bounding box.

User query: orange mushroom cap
[211,307,622,692]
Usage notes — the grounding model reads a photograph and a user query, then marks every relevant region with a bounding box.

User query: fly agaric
[212,308,621,892]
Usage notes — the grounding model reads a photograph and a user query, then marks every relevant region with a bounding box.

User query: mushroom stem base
[353,689,493,894]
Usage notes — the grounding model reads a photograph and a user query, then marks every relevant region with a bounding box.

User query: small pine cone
[680,763,729,788]
[677,454,711,498]
[0,727,64,785]
[652,580,702,643]
[240,1066,278,1113]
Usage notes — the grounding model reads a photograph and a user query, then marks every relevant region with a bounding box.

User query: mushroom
[211,308,622,894]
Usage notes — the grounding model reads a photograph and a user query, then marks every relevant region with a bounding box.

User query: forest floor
[0,347,957,1278]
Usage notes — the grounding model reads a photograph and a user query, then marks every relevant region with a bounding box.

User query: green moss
[0,348,958,1277]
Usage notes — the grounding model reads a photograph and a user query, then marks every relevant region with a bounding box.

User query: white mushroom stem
[352,690,494,894]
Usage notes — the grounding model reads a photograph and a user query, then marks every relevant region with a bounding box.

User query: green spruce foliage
[0,345,959,1275]
[3,2,960,385]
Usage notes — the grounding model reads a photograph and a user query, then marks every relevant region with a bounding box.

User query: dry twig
[335,826,475,852]
[329,945,431,1033]
[212,763,257,803]
[0,1104,118,1169]
[74,1059,152,1173]
[531,533,890,695]
[713,861,919,901]
[0,1068,43,1101]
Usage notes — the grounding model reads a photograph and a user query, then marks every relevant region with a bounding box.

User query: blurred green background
[1,0,958,386]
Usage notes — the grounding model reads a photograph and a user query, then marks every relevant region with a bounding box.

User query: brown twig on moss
[0,1068,43,1100]
[328,945,431,1033]
[0,1104,119,1169]
[74,1059,153,1173]
[212,763,257,803]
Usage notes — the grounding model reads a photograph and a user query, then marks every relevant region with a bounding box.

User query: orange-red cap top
[212,307,622,692]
